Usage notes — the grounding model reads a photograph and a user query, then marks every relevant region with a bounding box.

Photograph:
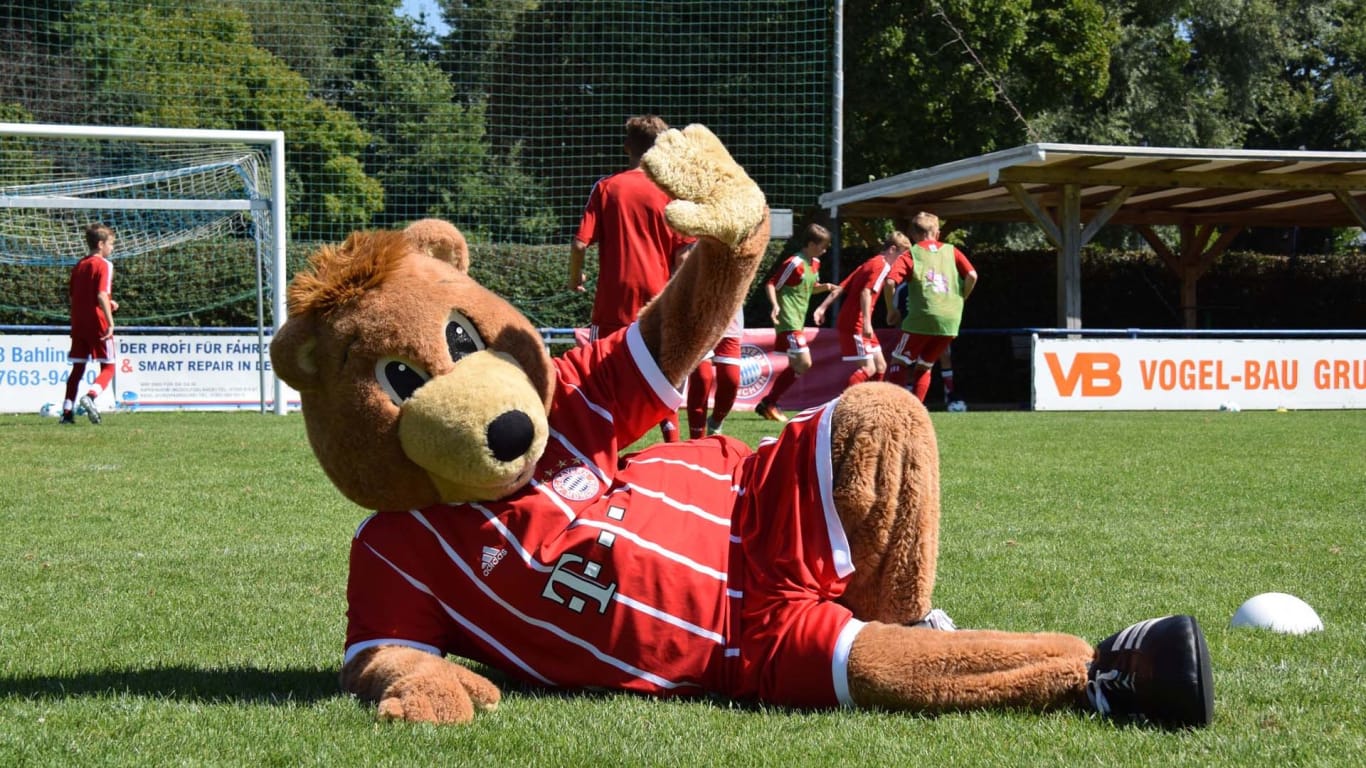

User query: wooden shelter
[819,144,1366,328]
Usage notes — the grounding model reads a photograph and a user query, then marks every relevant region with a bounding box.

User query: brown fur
[287,231,417,319]
[848,624,1092,711]
[829,384,940,624]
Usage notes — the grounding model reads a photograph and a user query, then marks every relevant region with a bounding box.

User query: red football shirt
[69,254,113,338]
[834,255,893,336]
[575,168,694,330]
[345,325,863,708]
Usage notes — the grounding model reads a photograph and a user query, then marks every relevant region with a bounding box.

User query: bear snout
[487,410,535,463]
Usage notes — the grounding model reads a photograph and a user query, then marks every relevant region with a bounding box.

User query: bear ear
[404,218,469,273]
[269,314,321,391]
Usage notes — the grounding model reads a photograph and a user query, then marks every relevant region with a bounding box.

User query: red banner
[574,327,904,411]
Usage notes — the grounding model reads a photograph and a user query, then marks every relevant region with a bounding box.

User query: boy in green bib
[883,212,977,403]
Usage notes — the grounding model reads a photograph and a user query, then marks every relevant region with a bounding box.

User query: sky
[397,0,450,35]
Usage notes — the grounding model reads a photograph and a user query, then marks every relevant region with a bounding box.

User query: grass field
[2,407,1363,767]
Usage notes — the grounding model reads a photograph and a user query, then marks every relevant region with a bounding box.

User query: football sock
[92,362,115,395]
[909,365,933,402]
[686,361,715,439]
[660,414,680,443]
[64,362,86,404]
[711,362,740,423]
[766,367,797,404]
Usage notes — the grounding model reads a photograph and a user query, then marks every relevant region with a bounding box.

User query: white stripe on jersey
[871,261,893,294]
[343,637,442,667]
[831,618,866,707]
[626,323,686,411]
[607,483,732,527]
[568,519,728,582]
[408,511,696,692]
[775,256,804,287]
[624,455,736,482]
[468,502,554,573]
[611,593,725,644]
[546,429,609,486]
[358,541,555,685]
[814,402,854,578]
[526,477,577,523]
[789,403,826,425]
[563,382,614,425]
[464,505,728,644]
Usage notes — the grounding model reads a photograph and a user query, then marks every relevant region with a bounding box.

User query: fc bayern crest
[552,465,601,501]
[736,342,774,400]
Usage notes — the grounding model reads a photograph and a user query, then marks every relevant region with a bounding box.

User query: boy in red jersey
[60,223,119,424]
[812,231,910,390]
[569,114,696,442]
[882,212,977,403]
[754,222,833,422]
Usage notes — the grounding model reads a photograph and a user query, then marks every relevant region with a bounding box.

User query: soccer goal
[0,122,289,413]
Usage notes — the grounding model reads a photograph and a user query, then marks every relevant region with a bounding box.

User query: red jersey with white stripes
[345,324,863,708]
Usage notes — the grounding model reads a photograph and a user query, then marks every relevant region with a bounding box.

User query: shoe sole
[1156,615,1215,729]
[758,406,787,423]
[1190,617,1215,727]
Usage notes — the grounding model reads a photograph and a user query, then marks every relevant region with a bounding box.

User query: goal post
[0,122,289,414]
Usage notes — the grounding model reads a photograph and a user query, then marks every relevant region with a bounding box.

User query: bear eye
[446,311,485,362]
[375,358,430,406]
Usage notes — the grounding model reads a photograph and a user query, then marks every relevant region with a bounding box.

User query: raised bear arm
[634,125,769,388]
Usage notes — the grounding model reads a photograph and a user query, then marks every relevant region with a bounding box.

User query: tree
[842,0,1115,183]
[67,0,383,239]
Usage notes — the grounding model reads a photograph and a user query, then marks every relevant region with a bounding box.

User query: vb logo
[1043,352,1122,396]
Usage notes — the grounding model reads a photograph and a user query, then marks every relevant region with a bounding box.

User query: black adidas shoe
[1087,614,1214,729]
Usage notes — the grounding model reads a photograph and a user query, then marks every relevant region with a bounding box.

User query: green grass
[2,408,1363,767]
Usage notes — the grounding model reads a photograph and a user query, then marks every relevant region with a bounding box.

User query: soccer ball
[946,400,968,413]
[39,402,58,418]
[1230,592,1323,634]
[1218,401,1241,412]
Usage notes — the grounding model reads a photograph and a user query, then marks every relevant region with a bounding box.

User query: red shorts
[774,329,810,356]
[68,333,116,363]
[703,335,740,365]
[837,330,879,361]
[890,333,953,368]
[734,402,861,708]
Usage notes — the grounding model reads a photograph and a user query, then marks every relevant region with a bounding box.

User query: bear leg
[847,623,1092,712]
[828,382,941,625]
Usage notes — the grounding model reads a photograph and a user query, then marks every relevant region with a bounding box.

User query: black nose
[486,410,535,462]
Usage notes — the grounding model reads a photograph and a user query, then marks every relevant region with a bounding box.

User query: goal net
[0,123,288,410]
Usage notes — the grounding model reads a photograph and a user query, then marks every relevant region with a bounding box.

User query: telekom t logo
[1043,352,1122,396]
[542,553,616,614]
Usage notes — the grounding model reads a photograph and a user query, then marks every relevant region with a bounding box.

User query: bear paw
[641,124,766,248]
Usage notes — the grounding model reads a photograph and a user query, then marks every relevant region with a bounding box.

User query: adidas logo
[1111,616,1166,651]
[480,545,507,577]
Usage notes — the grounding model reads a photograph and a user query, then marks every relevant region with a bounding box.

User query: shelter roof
[819,143,1366,229]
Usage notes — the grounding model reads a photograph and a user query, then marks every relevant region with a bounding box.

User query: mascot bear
[270,125,1213,728]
